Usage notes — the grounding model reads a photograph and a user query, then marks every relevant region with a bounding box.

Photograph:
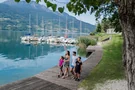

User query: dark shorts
[60,66,63,71]
[75,68,81,74]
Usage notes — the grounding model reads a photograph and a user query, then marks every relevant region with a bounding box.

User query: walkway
[0,46,103,90]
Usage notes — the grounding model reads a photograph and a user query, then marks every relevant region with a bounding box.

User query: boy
[75,57,82,81]
[70,51,77,76]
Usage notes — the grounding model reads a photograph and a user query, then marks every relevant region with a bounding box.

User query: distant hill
[0,0,95,33]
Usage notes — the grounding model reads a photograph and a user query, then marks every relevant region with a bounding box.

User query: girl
[75,57,82,81]
[62,50,70,79]
[58,56,64,78]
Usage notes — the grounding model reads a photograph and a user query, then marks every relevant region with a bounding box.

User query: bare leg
[60,67,63,76]
[77,73,80,81]
[66,67,69,77]
[70,68,74,75]
[62,67,67,78]
[74,73,77,79]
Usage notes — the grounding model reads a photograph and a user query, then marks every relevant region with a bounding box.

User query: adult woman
[62,50,70,79]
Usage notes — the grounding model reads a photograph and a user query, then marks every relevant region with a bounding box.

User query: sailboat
[21,14,32,41]
[38,17,47,42]
[68,18,76,44]
[30,14,39,41]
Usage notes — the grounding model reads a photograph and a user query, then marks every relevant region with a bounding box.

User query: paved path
[0,45,102,90]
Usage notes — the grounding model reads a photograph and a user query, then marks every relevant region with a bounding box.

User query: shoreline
[0,45,103,90]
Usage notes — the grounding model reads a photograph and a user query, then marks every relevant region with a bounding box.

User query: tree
[101,18,111,32]
[96,23,102,32]
[15,0,135,90]
[108,12,122,32]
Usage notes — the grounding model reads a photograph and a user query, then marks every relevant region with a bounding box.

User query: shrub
[77,36,97,47]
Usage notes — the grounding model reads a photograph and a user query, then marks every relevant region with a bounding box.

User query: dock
[0,45,103,90]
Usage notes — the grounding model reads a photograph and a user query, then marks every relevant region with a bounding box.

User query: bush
[90,32,96,35]
[77,36,97,47]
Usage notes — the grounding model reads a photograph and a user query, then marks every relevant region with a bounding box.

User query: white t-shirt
[71,55,78,66]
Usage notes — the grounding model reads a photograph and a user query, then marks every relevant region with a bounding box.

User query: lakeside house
[106,28,115,34]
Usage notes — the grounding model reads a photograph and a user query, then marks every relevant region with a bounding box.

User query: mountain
[0,0,95,33]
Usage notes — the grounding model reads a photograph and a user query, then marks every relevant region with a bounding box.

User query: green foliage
[44,0,47,3]
[51,4,57,12]
[77,46,87,57]
[26,0,31,3]
[80,35,125,90]
[36,0,41,3]
[58,7,64,13]
[46,1,53,8]
[101,18,111,32]
[77,36,97,57]
[90,32,96,36]
[14,0,20,2]
[77,36,97,47]
[108,12,122,32]
[96,23,101,32]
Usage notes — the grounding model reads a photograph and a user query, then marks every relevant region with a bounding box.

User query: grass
[79,34,125,90]
[95,33,111,42]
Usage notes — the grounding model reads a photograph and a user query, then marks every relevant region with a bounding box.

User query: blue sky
[0,0,96,25]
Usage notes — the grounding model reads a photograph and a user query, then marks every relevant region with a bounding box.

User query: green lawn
[80,34,125,90]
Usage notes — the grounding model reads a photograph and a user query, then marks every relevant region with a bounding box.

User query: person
[58,56,64,78]
[75,57,82,81]
[70,51,77,77]
[62,50,70,79]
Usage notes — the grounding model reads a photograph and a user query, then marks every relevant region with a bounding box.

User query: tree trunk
[119,0,135,90]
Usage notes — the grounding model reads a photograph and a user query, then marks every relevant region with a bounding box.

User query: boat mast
[65,16,68,38]
[44,20,45,36]
[41,16,44,35]
[36,14,38,35]
[29,14,31,34]
[72,18,74,38]
[80,20,82,36]
[51,19,53,36]
[58,17,60,36]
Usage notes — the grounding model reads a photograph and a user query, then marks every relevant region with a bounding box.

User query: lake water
[0,31,86,85]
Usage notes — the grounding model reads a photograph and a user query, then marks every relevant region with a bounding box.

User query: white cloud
[0,0,6,3]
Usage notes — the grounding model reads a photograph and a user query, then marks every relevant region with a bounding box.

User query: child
[74,57,82,81]
[70,51,77,77]
[58,56,64,78]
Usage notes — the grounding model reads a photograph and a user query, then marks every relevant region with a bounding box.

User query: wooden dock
[0,46,103,90]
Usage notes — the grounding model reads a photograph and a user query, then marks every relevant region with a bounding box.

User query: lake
[0,30,86,85]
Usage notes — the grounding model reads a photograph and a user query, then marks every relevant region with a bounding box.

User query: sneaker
[62,76,65,79]
[75,78,78,81]
[62,73,64,76]
[58,75,60,78]
[77,79,80,81]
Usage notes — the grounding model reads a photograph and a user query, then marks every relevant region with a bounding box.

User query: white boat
[38,36,47,42]
[29,35,39,41]
[21,34,32,41]
[46,36,57,42]
[67,38,76,44]
[56,36,65,43]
